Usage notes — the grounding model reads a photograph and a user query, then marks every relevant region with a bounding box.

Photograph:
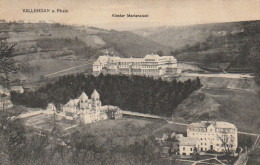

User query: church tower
[78,91,89,109]
[91,89,101,111]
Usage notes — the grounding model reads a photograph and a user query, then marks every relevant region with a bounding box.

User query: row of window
[189,128,236,132]
[182,147,193,151]
[191,133,235,137]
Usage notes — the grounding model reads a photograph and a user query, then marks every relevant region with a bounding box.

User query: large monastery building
[93,53,181,77]
[61,90,121,124]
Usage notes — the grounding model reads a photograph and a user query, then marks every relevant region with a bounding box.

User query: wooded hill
[11,74,201,116]
[134,20,260,73]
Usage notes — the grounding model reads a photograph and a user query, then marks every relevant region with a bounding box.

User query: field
[22,113,77,131]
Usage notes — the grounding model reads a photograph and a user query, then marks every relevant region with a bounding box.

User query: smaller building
[179,137,198,156]
[46,103,57,113]
[11,86,24,94]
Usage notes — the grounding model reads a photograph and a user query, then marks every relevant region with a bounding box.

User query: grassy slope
[173,88,260,134]
[97,30,172,57]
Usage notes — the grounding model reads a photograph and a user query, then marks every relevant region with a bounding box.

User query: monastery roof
[144,54,160,59]
[97,55,109,61]
[91,89,100,98]
[120,58,143,62]
[189,121,236,129]
[64,99,79,107]
[179,137,197,146]
[79,91,88,100]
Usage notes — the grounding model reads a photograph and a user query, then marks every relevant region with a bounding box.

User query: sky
[0,0,260,30]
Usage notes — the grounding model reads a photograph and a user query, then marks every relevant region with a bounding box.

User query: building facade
[93,53,181,77]
[187,121,238,152]
[179,137,198,156]
[61,90,121,124]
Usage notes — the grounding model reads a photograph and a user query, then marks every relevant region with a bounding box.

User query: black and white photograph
[0,0,260,164]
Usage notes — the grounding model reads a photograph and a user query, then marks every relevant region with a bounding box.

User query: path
[165,155,226,165]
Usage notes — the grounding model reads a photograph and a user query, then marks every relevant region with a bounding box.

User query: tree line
[11,74,201,116]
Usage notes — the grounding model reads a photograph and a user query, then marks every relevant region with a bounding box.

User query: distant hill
[133,20,260,73]
[97,30,172,58]
[0,23,172,82]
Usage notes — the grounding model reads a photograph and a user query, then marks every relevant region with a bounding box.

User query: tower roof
[79,91,88,100]
[91,89,100,98]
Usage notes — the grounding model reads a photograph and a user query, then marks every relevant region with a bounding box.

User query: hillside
[0,23,172,84]
[97,30,172,57]
[133,20,260,72]
[173,87,260,134]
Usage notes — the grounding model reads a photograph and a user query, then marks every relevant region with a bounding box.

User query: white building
[46,103,57,114]
[179,137,198,156]
[93,53,181,77]
[62,90,121,124]
[187,121,238,152]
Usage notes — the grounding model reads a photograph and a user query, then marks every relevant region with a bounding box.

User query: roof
[64,99,79,107]
[189,121,236,129]
[179,137,197,146]
[79,91,88,100]
[144,54,160,60]
[120,58,144,62]
[47,103,56,109]
[91,89,100,98]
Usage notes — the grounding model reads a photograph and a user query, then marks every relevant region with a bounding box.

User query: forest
[11,74,202,116]
[0,109,164,165]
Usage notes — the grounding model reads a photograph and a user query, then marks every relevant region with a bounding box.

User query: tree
[217,132,234,162]
[0,110,26,164]
[192,147,199,160]
[0,34,19,88]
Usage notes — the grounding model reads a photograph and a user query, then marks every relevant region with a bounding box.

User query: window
[183,147,185,151]
[190,148,193,151]
[205,143,207,145]
[201,143,203,145]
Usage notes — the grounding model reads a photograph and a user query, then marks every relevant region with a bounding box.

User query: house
[11,86,24,94]
[46,103,57,113]
[187,121,238,153]
[106,106,122,119]
[158,121,238,158]
[179,137,198,157]
[93,53,181,77]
